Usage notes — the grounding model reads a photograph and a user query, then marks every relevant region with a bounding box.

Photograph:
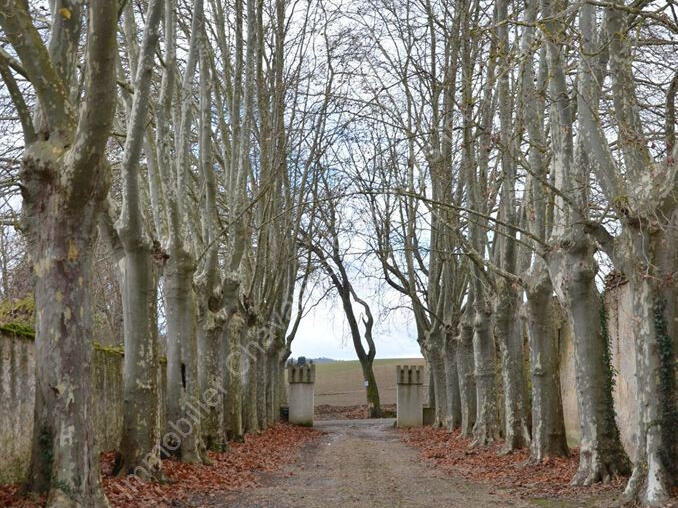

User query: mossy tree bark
[0,2,119,505]
[574,0,677,500]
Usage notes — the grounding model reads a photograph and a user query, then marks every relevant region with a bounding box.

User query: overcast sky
[289,285,423,361]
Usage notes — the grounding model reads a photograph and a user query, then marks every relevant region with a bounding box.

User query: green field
[313,358,428,406]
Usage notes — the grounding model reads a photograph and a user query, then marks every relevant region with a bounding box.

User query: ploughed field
[312,358,428,406]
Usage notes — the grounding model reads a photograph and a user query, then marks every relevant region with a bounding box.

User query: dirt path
[196,419,617,508]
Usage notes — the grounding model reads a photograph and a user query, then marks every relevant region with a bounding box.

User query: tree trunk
[243,327,259,433]
[494,282,530,451]
[115,243,163,477]
[23,159,109,507]
[197,310,225,452]
[113,0,165,479]
[6,0,118,502]
[164,248,202,463]
[360,359,381,418]
[279,356,288,406]
[472,298,501,445]
[456,311,476,437]
[427,342,448,427]
[526,265,569,461]
[443,332,462,430]
[547,237,629,485]
[256,331,268,430]
[266,348,280,425]
[224,313,244,441]
[622,225,676,506]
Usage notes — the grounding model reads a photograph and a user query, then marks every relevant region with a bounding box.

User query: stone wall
[557,282,639,460]
[0,333,34,483]
[0,334,166,483]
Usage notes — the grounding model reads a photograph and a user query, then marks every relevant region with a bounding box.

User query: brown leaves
[400,427,625,500]
[1,423,319,508]
[103,423,319,507]
[0,486,44,508]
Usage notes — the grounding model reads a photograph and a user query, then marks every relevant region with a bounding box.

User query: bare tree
[112,0,165,479]
[0,2,118,505]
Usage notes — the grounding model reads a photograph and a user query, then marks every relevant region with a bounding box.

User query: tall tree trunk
[164,248,202,463]
[547,236,629,485]
[24,187,110,507]
[427,340,448,427]
[443,330,462,430]
[456,309,477,437]
[526,264,569,461]
[472,296,501,445]
[197,310,225,451]
[114,0,164,478]
[9,1,119,502]
[540,0,629,482]
[622,226,676,506]
[115,245,163,477]
[224,312,244,441]
[494,282,530,451]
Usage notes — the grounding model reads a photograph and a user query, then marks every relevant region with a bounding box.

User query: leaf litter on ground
[0,423,320,507]
[400,426,627,502]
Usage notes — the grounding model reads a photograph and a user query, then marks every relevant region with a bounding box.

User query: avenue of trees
[0,0,675,506]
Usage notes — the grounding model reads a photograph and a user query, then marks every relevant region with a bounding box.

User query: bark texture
[526,267,569,461]
[494,282,530,451]
[547,236,629,485]
[2,1,120,504]
[471,298,501,445]
[224,313,245,441]
[456,309,477,437]
[427,341,448,427]
[443,331,462,430]
[164,249,202,463]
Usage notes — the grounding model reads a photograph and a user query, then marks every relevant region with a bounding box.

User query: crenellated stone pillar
[396,365,424,427]
[287,362,315,426]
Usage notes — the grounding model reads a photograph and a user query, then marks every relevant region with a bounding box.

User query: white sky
[289,283,423,361]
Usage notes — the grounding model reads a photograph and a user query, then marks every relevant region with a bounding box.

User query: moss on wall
[0,331,169,484]
[0,296,36,339]
[93,341,124,356]
[0,335,127,483]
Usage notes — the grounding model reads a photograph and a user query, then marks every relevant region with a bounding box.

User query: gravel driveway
[192,419,619,508]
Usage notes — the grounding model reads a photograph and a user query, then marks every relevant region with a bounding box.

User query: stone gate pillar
[396,365,423,427]
[287,362,315,426]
